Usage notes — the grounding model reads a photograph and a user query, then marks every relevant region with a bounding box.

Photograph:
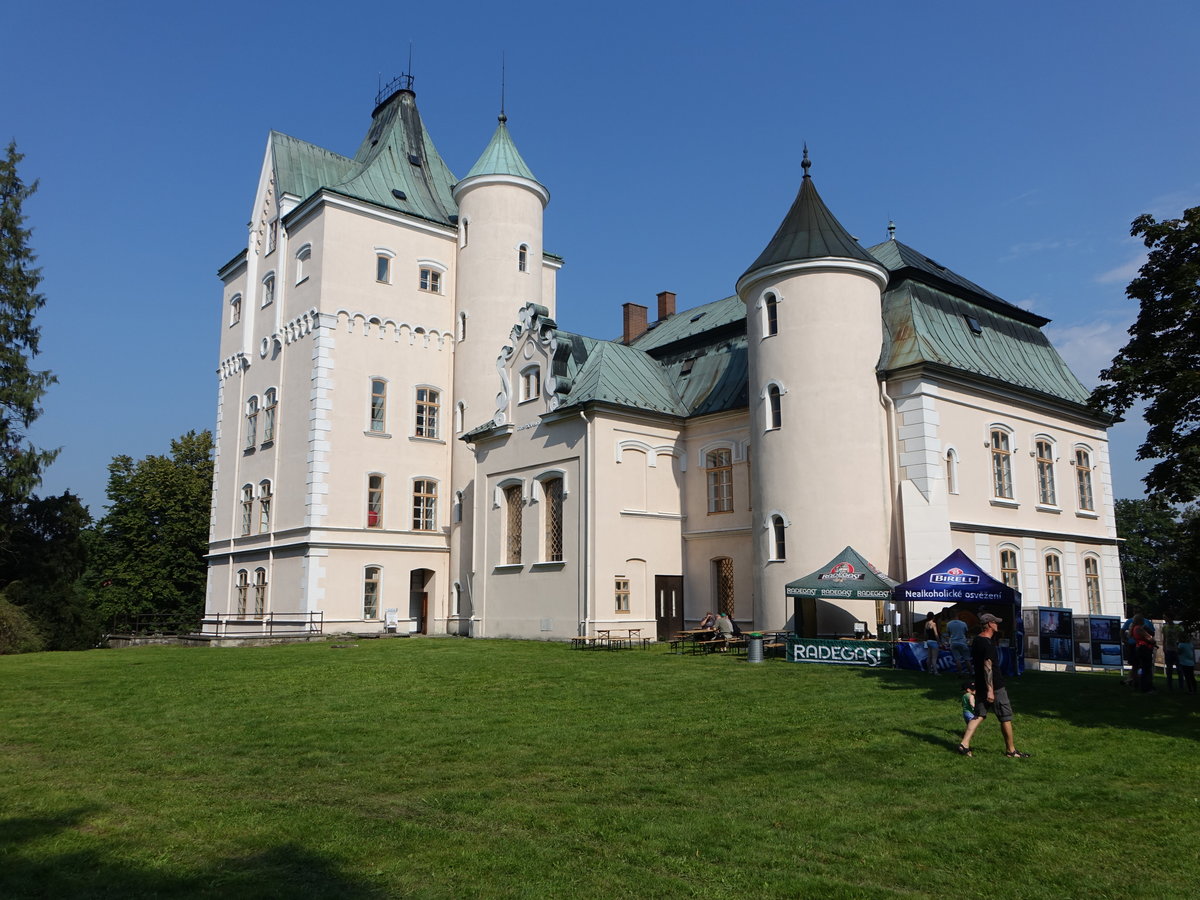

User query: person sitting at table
[715,613,735,651]
[697,611,716,630]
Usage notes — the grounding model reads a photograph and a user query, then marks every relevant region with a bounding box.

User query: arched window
[999,547,1020,590]
[1074,447,1095,511]
[412,479,437,531]
[504,484,523,564]
[415,387,440,439]
[455,401,466,434]
[520,366,541,402]
[367,474,384,528]
[240,485,253,536]
[543,476,564,562]
[266,219,278,255]
[295,243,312,284]
[261,272,275,307]
[771,515,787,561]
[1084,556,1102,613]
[376,249,394,283]
[713,557,735,616]
[369,378,387,433]
[945,448,959,495]
[990,428,1013,499]
[766,384,782,430]
[764,292,779,337]
[1044,553,1063,607]
[518,243,529,272]
[258,480,272,533]
[1035,438,1057,506]
[363,566,381,619]
[253,567,267,616]
[245,396,258,449]
[706,448,733,513]
[457,312,467,342]
[235,570,249,617]
[262,388,277,443]
[229,294,242,326]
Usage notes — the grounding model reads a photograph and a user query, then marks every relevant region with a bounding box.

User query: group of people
[921,611,972,676]
[696,610,739,651]
[1123,612,1197,694]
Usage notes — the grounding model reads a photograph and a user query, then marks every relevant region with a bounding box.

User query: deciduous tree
[1092,206,1200,503]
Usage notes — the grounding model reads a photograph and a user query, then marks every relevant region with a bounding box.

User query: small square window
[419,268,441,293]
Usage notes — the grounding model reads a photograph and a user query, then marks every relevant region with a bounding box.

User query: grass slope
[1,639,1197,898]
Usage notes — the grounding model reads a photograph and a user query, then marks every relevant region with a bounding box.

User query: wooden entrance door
[655,575,684,641]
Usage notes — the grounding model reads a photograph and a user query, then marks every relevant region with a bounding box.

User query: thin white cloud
[1046,317,1134,389]
[1094,254,1144,285]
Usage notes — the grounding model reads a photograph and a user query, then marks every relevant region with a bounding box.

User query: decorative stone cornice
[218,352,249,379]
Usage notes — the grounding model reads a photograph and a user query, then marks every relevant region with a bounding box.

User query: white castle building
[204,78,1124,640]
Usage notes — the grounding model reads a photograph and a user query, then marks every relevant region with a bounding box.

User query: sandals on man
[955,744,973,757]
[1004,750,1031,758]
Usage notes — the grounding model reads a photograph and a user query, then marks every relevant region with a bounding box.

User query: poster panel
[1088,615,1123,667]
[1039,607,1073,663]
[1073,616,1092,666]
[1023,609,1040,661]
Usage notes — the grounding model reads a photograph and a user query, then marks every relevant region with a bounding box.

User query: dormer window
[964,314,983,335]
[520,366,541,402]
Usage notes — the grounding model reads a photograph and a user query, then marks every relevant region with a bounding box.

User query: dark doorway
[410,569,432,635]
[655,575,684,641]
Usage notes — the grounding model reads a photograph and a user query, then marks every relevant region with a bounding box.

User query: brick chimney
[656,290,676,322]
[622,302,649,344]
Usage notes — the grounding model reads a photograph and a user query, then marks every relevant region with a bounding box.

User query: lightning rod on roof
[500,52,507,123]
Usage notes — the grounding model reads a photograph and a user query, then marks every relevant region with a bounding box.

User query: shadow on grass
[851,664,1200,743]
[0,809,385,899]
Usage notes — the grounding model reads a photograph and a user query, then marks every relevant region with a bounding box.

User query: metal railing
[199,611,324,638]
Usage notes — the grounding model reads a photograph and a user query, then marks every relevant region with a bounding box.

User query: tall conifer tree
[0,141,57,522]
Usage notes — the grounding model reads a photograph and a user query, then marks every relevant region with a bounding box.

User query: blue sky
[6,1,1198,514]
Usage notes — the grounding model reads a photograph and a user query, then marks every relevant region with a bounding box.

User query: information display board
[1039,607,1074,663]
[1072,615,1123,668]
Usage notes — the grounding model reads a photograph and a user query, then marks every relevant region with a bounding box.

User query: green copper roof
[879,279,1091,405]
[628,295,744,352]
[741,154,879,284]
[562,340,689,416]
[271,88,459,226]
[463,116,539,182]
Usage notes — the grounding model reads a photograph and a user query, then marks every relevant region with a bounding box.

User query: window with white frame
[706,448,733,513]
[295,244,311,284]
[261,272,275,307]
[1084,556,1102,613]
[615,577,630,613]
[1036,439,1057,506]
[236,569,248,617]
[520,366,540,402]
[415,387,440,438]
[245,396,258,449]
[518,244,528,272]
[455,401,466,434]
[504,484,523,564]
[241,485,253,535]
[1044,553,1063,607]
[266,219,277,256]
[367,474,384,528]
[945,448,959,494]
[764,292,779,337]
[364,566,381,619]
[1000,547,1020,590]
[543,477,564,562]
[229,294,242,326]
[990,428,1013,499]
[262,388,277,443]
[1075,448,1095,511]
[766,384,782,430]
[369,379,387,433]
[770,515,787,561]
[258,480,272,533]
[412,479,437,531]
[376,251,393,283]
[253,567,267,616]
[419,267,441,293]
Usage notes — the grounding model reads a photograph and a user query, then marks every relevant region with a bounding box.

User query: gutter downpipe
[579,409,591,637]
[879,379,906,638]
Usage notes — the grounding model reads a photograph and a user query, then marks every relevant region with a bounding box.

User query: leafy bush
[0,593,44,654]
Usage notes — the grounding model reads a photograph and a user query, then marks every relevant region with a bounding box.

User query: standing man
[945,611,971,676]
[956,613,1031,759]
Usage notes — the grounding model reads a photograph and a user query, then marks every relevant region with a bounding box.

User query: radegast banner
[787,637,893,668]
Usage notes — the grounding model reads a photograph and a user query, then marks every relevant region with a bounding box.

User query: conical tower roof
[740,150,879,286]
[463,114,540,182]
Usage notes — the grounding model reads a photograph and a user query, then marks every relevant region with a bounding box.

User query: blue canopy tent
[895,549,1023,676]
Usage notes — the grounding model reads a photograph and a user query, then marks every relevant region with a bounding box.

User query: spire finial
[887,220,896,240]
[801,143,811,178]
[499,52,507,124]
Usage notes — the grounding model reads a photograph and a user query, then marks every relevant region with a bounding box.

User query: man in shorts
[945,612,971,675]
[956,613,1031,759]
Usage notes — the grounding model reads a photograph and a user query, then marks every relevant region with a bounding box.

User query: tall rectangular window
[376,254,391,283]
[370,379,387,433]
[413,480,437,531]
[714,557,735,617]
[415,388,440,438]
[1084,557,1102,614]
[1036,440,1056,505]
[706,449,733,513]
[1045,553,1063,607]
[253,568,267,616]
[262,388,277,443]
[245,397,258,449]
[615,577,630,613]
[765,293,779,336]
[771,516,786,561]
[241,485,253,536]
[1075,449,1095,511]
[236,570,248,617]
[367,475,384,528]
[258,481,272,533]
[1000,548,1020,590]
[364,567,381,619]
[991,429,1013,499]
[544,477,564,562]
[504,484,523,564]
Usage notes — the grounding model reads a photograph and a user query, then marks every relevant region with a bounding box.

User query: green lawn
[1,638,1196,898]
